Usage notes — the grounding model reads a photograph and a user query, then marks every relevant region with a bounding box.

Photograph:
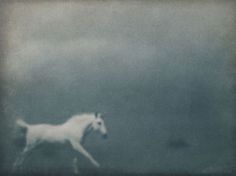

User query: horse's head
[92,113,108,139]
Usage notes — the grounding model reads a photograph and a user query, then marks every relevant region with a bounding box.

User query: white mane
[66,113,95,124]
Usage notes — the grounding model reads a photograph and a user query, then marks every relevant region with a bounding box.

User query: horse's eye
[98,122,102,125]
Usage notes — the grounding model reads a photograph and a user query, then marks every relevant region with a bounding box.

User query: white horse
[13,113,108,174]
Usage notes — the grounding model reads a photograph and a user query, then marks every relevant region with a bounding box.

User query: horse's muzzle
[102,133,108,139]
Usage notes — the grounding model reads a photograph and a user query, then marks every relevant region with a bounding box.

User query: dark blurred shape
[166,137,190,149]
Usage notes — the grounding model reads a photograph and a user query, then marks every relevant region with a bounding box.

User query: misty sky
[2,1,236,174]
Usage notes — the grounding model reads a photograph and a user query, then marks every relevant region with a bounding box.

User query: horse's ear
[95,112,98,118]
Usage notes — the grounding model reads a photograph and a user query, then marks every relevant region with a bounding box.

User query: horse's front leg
[70,140,100,168]
[72,157,79,175]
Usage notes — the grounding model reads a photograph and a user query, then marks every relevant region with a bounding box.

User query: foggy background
[1,1,236,174]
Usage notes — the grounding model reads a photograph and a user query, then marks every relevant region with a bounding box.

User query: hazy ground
[1,1,236,175]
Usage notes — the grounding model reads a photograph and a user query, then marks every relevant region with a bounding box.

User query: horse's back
[28,124,58,134]
[27,124,67,143]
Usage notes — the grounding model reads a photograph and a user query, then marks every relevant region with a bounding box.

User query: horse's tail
[16,119,29,129]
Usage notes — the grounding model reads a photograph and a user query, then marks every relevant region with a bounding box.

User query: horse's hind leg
[12,143,36,171]
[72,157,80,175]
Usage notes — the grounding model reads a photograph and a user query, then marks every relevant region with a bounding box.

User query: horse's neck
[66,118,93,142]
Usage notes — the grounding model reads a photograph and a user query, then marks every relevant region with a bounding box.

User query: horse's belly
[41,130,66,143]
[45,136,66,143]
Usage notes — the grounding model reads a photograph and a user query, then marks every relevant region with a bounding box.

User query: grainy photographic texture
[0,1,236,176]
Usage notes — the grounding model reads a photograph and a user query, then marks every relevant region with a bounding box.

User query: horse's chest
[69,132,83,142]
